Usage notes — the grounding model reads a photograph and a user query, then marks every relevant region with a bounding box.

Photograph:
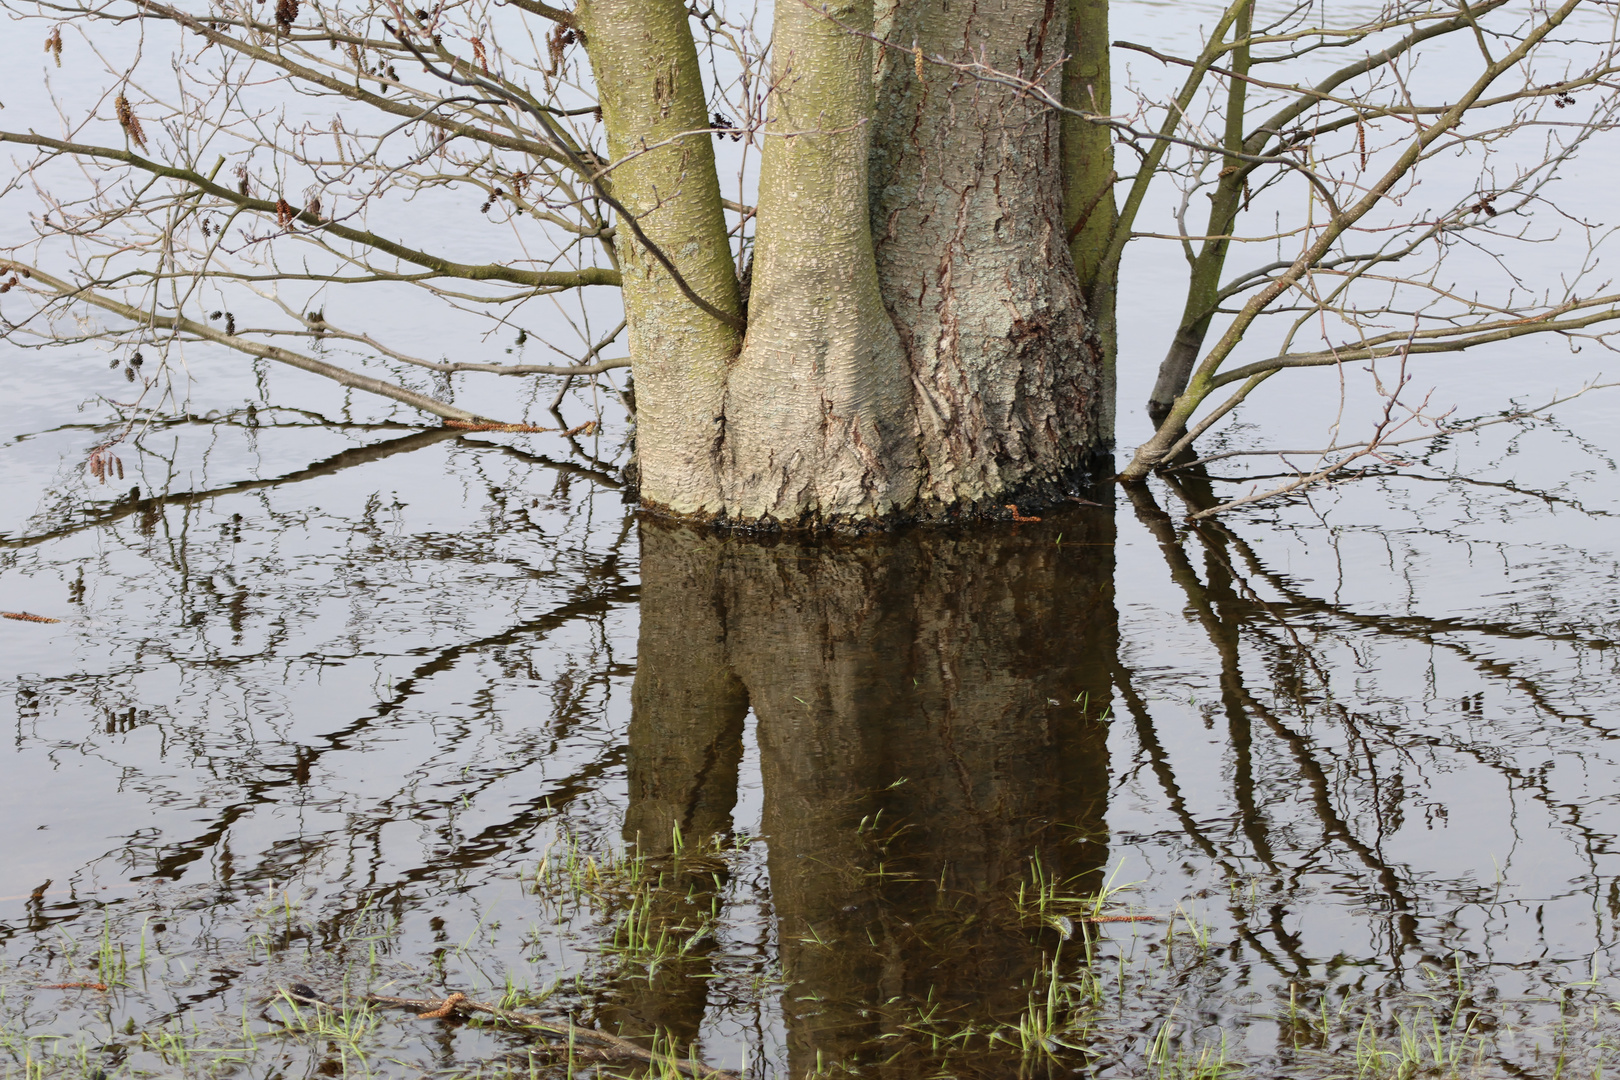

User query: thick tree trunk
[589,0,1108,527]
[870,0,1101,514]
[578,0,744,516]
[718,0,921,525]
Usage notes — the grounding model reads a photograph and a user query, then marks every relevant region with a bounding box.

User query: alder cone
[114,94,146,149]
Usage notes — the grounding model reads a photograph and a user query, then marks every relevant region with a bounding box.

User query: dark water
[3,342,1620,1079]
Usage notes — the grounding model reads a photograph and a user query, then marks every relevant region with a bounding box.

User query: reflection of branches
[1186,495,1616,726]
[1124,484,1423,954]
[1143,476,1619,939]
[1169,380,1620,518]
[4,567,639,944]
[0,428,460,550]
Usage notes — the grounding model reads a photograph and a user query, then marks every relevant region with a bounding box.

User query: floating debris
[443,419,599,436]
[280,984,738,1079]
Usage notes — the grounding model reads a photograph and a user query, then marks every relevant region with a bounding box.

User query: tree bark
[585,0,1107,526]
[1064,0,1118,446]
[579,0,744,515]
[870,0,1102,514]
[718,0,921,525]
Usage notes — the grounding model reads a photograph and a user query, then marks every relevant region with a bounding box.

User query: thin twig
[280,985,737,1079]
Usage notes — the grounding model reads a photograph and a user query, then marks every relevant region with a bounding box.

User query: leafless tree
[2,0,1619,523]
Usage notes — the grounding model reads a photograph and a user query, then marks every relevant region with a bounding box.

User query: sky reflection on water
[4,0,1620,1072]
[1,337,1618,1076]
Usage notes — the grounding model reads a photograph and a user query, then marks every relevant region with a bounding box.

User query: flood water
[5,2,1620,1077]
[3,334,1619,1079]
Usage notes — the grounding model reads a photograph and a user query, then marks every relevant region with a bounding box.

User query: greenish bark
[1124,2,1513,475]
[1064,0,1118,446]
[578,0,743,516]
[719,0,920,524]
[1122,0,1581,481]
[1146,0,1251,427]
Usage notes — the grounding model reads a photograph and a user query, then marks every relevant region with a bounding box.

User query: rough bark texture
[869,0,1101,515]
[628,508,1116,1072]
[718,0,921,525]
[589,0,1107,526]
[578,0,744,516]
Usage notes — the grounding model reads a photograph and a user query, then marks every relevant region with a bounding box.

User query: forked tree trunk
[718,0,921,525]
[578,0,744,516]
[869,0,1100,515]
[592,0,1105,528]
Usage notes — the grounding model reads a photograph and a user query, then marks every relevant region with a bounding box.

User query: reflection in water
[627,511,1116,1075]
[1,396,1619,1076]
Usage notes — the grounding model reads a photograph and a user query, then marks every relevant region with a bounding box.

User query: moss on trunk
[579,0,744,515]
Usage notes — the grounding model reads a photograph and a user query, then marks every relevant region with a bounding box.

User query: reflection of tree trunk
[602,527,750,1046]
[628,505,1117,1073]
[623,531,749,855]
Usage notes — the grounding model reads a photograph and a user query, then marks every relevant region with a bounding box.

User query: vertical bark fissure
[872,0,1098,515]
[579,0,742,515]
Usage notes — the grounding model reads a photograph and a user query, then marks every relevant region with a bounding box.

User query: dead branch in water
[279,984,739,1079]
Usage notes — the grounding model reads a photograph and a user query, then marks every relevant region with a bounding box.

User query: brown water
[3,338,1620,1079]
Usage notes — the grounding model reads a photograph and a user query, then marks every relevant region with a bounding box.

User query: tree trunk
[870,0,1102,514]
[1064,0,1118,446]
[578,0,745,516]
[717,0,921,525]
[589,0,1108,527]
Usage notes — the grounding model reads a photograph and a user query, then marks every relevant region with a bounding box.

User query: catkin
[115,94,147,150]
